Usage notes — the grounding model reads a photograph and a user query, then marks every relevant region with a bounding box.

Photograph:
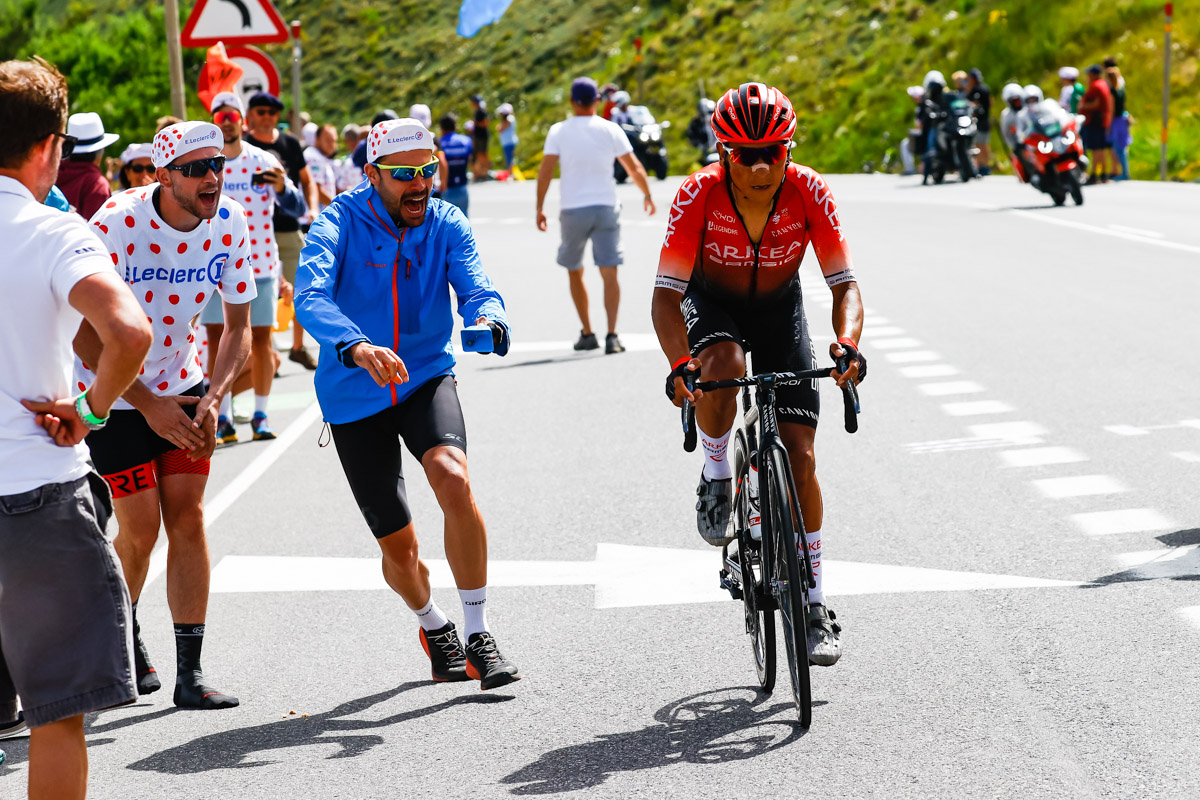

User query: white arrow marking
[209,544,1082,608]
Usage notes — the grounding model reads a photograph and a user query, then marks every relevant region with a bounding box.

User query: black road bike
[681,358,859,728]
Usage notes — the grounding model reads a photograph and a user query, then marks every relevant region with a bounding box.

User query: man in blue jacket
[295,118,519,690]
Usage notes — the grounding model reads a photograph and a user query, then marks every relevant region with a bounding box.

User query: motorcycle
[1016,109,1086,206]
[926,93,977,184]
[614,105,671,182]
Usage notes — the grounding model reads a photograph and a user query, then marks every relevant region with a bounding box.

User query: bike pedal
[719,572,743,600]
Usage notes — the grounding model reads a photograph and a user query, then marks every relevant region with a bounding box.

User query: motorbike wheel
[1050,190,1067,206]
[933,167,945,185]
[656,161,668,180]
[1066,170,1084,206]
[956,140,973,183]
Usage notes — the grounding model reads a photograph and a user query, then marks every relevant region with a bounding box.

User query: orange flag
[196,43,244,112]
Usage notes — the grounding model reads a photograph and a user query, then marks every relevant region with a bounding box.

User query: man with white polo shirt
[201,91,306,443]
[0,56,151,800]
[296,117,520,690]
[74,120,255,709]
[536,76,656,354]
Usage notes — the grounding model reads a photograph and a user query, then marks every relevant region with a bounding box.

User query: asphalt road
[3,172,1199,799]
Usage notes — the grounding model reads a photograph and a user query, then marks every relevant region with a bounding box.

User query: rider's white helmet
[923,70,946,90]
[1001,83,1024,103]
[1023,84,1044,104]
[613,90,631,107]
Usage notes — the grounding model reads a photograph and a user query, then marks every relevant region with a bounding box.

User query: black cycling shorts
[682,280,820,428]
[329,375,467,538]
[85,382,209,499]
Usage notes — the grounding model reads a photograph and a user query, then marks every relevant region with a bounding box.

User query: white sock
[414,598,450,632]
[700,427,733,480]
[803,529,825,606]
[459,587,489,638]
[219,394,233,420]
[254,394,269,416]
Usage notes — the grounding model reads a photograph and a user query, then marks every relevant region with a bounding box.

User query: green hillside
[5,0,1198,178]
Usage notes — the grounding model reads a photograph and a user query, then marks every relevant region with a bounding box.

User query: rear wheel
[1051,190,1067,206]
[733,430,775,693]
[763,447,812,728]
[956,140,973,182]
[1066,170,1084,206]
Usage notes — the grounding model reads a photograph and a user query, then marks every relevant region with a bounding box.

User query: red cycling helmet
[711,82,797,146]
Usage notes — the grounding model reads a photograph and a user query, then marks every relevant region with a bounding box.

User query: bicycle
[681,356,859,728]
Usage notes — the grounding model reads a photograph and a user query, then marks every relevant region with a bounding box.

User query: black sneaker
[605,333,625,354]
[133,627,162,695]
[0,712,27,740]
[419,622,470,683]
[573,331,599,352]
[288,347,318,370]
[464,632,521,690]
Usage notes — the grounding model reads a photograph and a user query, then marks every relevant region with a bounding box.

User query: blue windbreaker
[294,182,510,425]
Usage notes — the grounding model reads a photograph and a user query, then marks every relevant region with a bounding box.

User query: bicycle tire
[733,429,775,693]
[763,447,812,728]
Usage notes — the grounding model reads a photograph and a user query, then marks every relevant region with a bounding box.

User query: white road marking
[1000,447,1088,468]
[1033,474,1126,499]
[1108,224,1164,239]
[872,337,923,350]
[1007,208,1200,255]
[862,326,906,338]
[1115,544,1200,576]
[1171,451,1200,463]
[861,316,891,326]
[1104,424,1149,436]
[507,333,661,354]
[900,364,960,378]
[918,381,985,396]
[1177,607,1200,629]
[209,547,1082,606]
[886,350,940,363]
[966,421,1048,441]
[1070,508,1175,536]
[941,400,1015,417]
[143,402,325,589]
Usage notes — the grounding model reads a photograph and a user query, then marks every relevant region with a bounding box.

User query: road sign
[226,45,281,108]
[181,0,289,47]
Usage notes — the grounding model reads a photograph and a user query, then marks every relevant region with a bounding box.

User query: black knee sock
[173,623,239,709]
[131,602,161,694]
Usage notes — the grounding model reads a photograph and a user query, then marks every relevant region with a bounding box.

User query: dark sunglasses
[53,131,78,158]
[165,155,226,178]
[728,144,789,166]
[126,163,154,174]
[252,107,280,116]
[213,110,242,125]
[373,159,439,182]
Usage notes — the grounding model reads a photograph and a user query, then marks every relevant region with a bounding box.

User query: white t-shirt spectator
[76,186,254,409]
[0,177,114,495]
[337,155,364,193]
[303,145,338,219]
[223,142,284,280]
[543,114,633,210]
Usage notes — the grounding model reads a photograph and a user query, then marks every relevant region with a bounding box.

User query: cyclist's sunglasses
[213,110,242,125]
[125,163,154,174]
[53,131,78,158]
[165,155,226,178]
[373,159,439,182]
[728,143,789,166]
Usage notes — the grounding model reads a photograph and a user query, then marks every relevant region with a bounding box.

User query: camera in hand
[251,172,270,185]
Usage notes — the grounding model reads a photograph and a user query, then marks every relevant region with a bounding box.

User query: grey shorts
[557,204,623,270]
[975,128,991,145]
[200,277,278,328]
[0,472,136,728]
[277,229,304,285]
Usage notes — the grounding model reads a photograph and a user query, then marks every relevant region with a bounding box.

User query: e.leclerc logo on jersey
[124,252,229,286]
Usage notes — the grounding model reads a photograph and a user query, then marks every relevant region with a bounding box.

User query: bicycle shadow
[1085,528,1200,586]
[127,681,513,774]
[501,687,815,795]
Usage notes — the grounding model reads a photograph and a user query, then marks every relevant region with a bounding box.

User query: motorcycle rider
[686,98,718,164]
[918,70,947,185]
[1000,83,1034,181]
[901,85,925,175]
[610,91,633,126]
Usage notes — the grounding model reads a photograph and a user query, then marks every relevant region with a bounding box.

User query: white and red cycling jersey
[656,161,855,301]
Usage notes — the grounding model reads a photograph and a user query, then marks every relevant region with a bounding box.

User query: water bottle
[747,458,762,541]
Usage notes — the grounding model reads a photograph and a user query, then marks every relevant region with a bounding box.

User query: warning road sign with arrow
[181,0,289,47]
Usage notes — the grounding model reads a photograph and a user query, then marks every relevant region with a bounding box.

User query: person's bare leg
[421,446,486,590]
[157,473,211,623]
[695,342,744,439]
[250,326,274,400]
[113,488,163,603]
[567,269,592,335]
[292,319,306,352]
[28,715,87,800]
[780,423,823,534]
[377,523,432,608]
[598,266,620,335]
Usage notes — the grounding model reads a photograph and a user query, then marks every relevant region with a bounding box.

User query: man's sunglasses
[252,107,280,116]
[125,163,154,174]
[213,110,242,125]
[373,159,439,182]
[728,144,789,166]
[53,131,78,158]
[165,155,226,178]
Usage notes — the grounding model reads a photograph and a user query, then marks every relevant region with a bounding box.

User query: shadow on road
[127,681,512,773]
[481,353,602,372]
[1085,528,1200,586]
[501,687,812,795]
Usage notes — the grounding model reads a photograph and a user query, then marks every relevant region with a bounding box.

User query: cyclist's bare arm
[651,286,702,406]
[830,281,864,385]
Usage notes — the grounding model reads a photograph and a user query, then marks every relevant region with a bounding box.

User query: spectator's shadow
[128,681,512,773]
[502,687,812,795]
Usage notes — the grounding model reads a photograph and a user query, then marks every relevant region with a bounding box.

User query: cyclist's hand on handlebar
[665,357,703,407]
[350,343,409,387]
[830,338,867,387]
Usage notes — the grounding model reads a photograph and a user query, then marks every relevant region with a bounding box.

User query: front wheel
[1066,170,1084,206]
[733,430,775,693]
[956,139,973,182]
[763,447,812,728]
